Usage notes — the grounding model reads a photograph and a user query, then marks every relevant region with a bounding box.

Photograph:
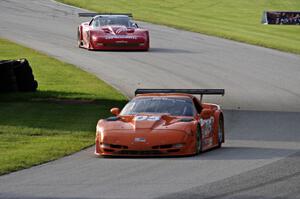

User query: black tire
[77,28,83,47]
[0,75,16,83]
[195,125,202,155]
[16,74,34,83]
[0,63,18,92]
[13,59,33,79]
[33,80,38,91]
[86,31,94,50]
[18,80,38,92]
[0,83,18,92]
[13,59,35,91]
[0,61,14,78]
[217,119,224,148]
[0,58,37,92]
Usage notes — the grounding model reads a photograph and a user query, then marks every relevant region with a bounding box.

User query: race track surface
[0,0,300,199]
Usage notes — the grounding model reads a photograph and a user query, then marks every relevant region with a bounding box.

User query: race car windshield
[94,16,132,27]
[120,97,196,116]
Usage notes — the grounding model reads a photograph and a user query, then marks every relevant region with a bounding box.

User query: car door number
[200,117,214,138]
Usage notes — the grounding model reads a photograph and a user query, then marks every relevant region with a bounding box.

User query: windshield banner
[262,11,300,25]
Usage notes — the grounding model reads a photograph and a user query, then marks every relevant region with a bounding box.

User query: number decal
[135,116,161,121]
[147,116,161,121]
[135,116,148,121]
[200,117,214,138]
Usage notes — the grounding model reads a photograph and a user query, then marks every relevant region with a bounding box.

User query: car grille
[152,144,173,149]
[104,43,140,47]
[116,150,163,155]
[110,144,128,149]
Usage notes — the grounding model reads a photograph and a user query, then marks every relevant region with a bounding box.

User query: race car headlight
[91,35,98,41]
[100,143,110,148]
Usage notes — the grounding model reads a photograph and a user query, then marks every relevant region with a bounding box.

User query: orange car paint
[95,93,224,156]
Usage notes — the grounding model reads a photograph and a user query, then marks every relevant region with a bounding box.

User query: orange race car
[95,89,225,156]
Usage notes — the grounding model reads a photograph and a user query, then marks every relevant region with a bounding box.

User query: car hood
[100,25,135,35]
[98,114,195,133]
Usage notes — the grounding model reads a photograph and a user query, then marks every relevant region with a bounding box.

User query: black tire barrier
[0,59,38,92]
[18,80,38,92]
[0,61,18,92]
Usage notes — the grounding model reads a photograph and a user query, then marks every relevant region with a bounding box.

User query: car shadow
[149,47,195,54]
[84,47,194,54]
[0,90,127,132]
[223,110,300,142]
[186,146,299,160]
[94,145,299,161]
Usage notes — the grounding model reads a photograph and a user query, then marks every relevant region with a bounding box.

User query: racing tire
[142,47,150,52]
[0,74,15,83]
[0,62,18,92]
[217,119,224,148]
[77,29,83,48]
[87,37,94,50]
[195,125,202,155]
[86,31,94,50]
[0,82,18,92]
[0,59,38,92]
[13,59,32,75]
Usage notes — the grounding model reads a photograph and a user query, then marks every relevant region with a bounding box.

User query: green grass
[57,0,300,54]
[0,38,127,175]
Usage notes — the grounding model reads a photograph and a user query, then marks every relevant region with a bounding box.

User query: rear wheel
[195,125,202,155]
[217,119,224,148]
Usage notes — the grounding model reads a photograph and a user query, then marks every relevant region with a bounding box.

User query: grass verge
[0,38,127,175]
[57,0,300,54]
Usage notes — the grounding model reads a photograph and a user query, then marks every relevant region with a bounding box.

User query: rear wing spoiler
[135,89,225,102]
[78,13,133,18]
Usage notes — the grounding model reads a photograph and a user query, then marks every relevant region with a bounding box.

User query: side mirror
[110,108,120,116]
[201,108,212,119]
[132,23,139,28]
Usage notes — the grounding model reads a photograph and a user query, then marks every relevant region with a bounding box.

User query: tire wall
[0,59,38,92]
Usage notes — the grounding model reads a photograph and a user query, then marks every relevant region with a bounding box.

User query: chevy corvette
[78,13,149,51]
[95,89,225,156]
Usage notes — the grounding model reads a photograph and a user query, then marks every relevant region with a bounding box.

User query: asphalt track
[0,0,300,199]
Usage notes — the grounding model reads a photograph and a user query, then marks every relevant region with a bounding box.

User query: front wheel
[77,29,82,47]
[217,119,224,148]
[195,125,202,155]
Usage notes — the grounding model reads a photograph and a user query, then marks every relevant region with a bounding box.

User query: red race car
[77,13,149,51]
[95,89,225,156]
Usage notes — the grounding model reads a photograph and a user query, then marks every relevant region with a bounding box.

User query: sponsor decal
[105,35,137,40]
[262,11,300,25]
[200,117,214,137]
[134,137,146,142]
[204,138,213,146]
